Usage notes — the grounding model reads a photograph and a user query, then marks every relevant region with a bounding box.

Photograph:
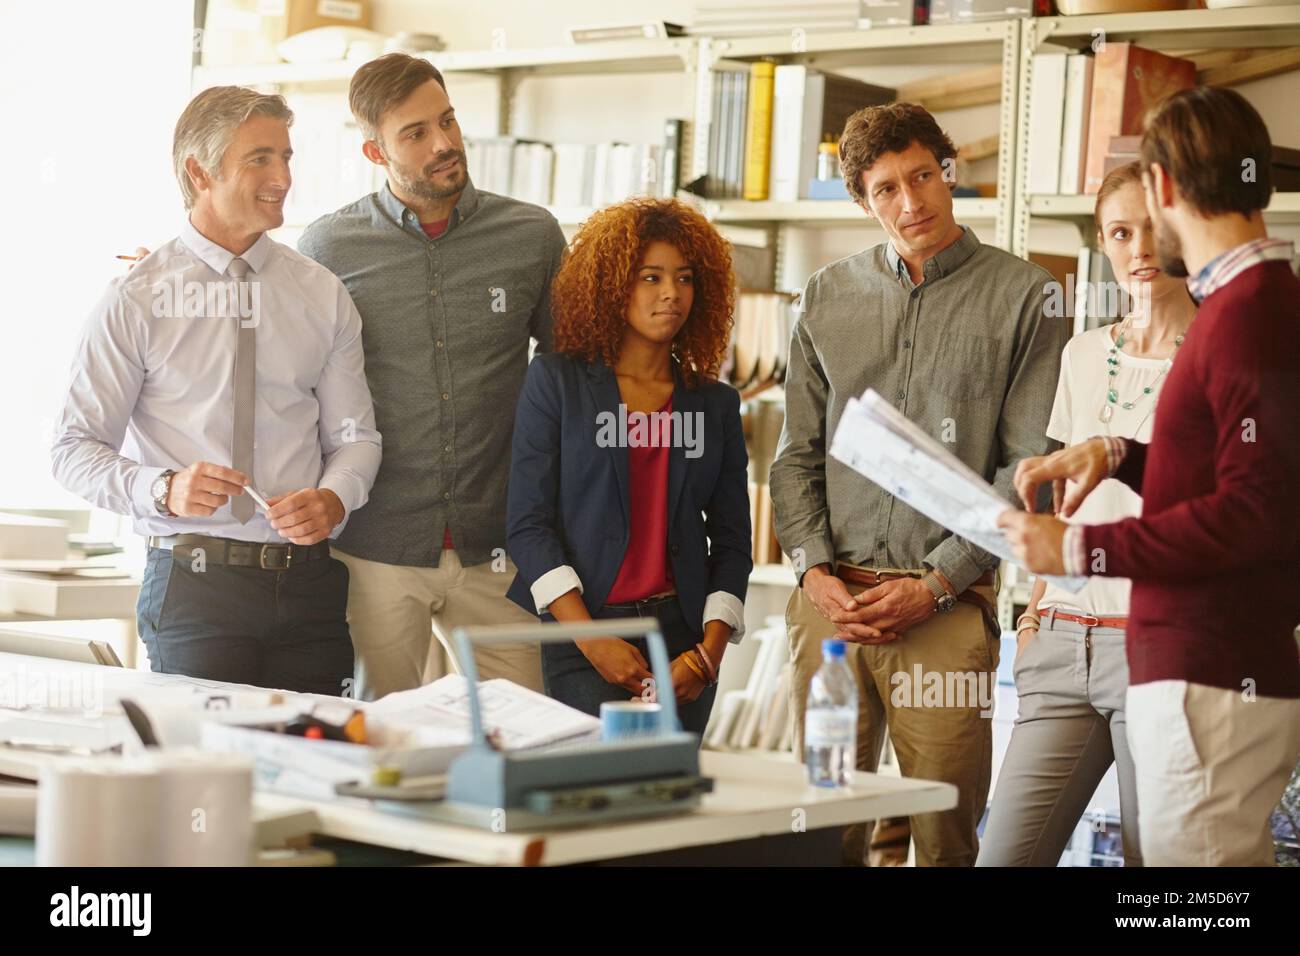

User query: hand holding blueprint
[829,389,1086,592]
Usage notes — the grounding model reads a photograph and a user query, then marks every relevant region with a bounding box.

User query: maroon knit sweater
[1084,260,1300,698]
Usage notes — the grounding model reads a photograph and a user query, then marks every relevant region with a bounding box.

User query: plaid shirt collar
[1186,237,1294,303]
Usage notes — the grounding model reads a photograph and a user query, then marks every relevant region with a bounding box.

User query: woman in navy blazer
[506,198,752,733]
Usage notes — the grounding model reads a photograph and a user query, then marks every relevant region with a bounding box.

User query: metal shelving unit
[195,8,1300,263]
[1013,6,1300,257]
[1027,189,1300,221]
[540,198,1000,231]
[1030,4,1300,50]
[195,23,1023,283]
[194,36,704,144]
[695,19,1022,273]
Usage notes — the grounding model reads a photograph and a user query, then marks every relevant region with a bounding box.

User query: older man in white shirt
[51,86,381,695]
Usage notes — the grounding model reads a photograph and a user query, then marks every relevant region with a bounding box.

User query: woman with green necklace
[978,162,1196,867]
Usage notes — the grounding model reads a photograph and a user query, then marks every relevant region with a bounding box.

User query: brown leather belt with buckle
[147,533,329,570]
[834,565,998,630]
[1042,607,1127,630]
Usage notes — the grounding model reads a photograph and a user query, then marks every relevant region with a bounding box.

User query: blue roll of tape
[600,701,662,741]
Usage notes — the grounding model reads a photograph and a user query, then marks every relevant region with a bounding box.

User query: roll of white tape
[35,749,253,866]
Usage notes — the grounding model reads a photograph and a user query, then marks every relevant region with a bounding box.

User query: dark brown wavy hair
[551,198,736,388]
[839,102,957,205]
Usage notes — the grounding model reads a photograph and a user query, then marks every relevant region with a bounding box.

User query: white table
[252,750,955,866]
[0,654,957,866]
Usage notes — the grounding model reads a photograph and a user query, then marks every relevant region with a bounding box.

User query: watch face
[152,472,171,511]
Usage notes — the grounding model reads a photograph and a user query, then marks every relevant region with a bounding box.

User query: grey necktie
[228,257,255,524]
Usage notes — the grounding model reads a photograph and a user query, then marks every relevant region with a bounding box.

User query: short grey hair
[172,86,294,210]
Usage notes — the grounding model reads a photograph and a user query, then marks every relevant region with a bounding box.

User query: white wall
[0,0,194,509]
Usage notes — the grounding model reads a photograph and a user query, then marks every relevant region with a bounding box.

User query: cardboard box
[285,0,371,37]
[201,0,371,67]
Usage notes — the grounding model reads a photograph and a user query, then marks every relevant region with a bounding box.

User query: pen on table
[115,254,144,261]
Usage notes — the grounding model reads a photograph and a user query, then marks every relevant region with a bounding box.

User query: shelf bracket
[496,71,520,137]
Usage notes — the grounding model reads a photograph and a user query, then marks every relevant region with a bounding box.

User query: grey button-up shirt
[769,227,1066,594]
[298,179,567,567]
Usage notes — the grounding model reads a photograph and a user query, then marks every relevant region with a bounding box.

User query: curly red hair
[551,198,736,388]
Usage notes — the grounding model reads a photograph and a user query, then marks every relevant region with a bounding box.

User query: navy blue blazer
[506,353,752,638]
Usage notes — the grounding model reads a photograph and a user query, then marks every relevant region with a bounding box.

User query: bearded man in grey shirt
[770,104,1065,865]
[299,54,567,701]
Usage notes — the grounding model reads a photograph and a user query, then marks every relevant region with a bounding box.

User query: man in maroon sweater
[1000,87,1300,866]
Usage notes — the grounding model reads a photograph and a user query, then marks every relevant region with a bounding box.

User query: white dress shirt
[51,219,381,543]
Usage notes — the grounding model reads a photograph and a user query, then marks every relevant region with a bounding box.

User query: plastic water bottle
[804,638,857,788]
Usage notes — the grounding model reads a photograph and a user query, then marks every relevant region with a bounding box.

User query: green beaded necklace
[1099,317,1184,425]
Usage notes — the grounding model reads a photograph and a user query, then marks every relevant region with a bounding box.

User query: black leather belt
[147,533,329,570]
[603,591,679,614]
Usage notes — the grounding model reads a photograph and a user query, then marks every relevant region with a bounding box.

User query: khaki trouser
[978,619,1141,867]
[1126,679,1300,866]
[788,562,1000,866]
[334,548,543,702]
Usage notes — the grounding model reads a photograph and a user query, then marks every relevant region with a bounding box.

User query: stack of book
[0,513,138,619]
[704,616,794,753]
[1026,43,1196,197]
[748,480,786,566]
[698,64,894,200]
[465,124,686,209]
[728,291,794,389]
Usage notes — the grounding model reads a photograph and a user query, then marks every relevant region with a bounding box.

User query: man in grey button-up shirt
[299,53,566,700]
[771,104,1065,865]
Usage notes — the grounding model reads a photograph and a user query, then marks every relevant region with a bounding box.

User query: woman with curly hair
[505,198,752,732]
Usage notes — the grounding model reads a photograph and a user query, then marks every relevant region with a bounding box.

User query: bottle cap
[822,638,846,658]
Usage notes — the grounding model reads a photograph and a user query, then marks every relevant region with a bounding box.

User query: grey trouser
[977,615,1142,866]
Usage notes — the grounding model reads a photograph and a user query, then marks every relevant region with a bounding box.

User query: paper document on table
[365,675,601,751]
[830,389,1085,593]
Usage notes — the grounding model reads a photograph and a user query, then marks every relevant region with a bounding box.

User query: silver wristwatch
[151,469,177,517]
[922,572,957,613]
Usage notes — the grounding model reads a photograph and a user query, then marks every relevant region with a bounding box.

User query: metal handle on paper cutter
[450,619,679,746]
